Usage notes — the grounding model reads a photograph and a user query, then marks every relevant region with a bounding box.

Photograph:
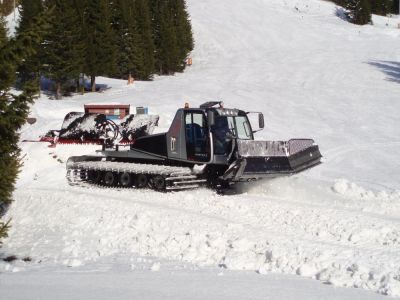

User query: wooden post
[56,82,62,100]
[127,73,134,85]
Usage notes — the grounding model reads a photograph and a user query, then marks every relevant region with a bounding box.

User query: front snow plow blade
[223,139,322,181]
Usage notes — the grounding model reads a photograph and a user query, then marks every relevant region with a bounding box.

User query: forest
[3,0,193,98]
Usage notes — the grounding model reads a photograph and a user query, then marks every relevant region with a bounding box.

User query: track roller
[119,172,133,187]
[135,174,149,188]
[88,170,102,183]
[104,171,118,186]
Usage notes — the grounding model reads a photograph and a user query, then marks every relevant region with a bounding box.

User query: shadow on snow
[368,61,400,83]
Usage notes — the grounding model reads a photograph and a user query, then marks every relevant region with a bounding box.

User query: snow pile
[333,179,400,202]
[333,179,400,216]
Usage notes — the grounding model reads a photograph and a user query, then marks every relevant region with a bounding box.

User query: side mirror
[258,113,265,129]
[246,111,265,133]
[207,110,215,126]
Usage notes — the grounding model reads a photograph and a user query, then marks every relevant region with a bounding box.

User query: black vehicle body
[67,102,322,190]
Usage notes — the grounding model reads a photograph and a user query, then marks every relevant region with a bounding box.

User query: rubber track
[66,161,206,191]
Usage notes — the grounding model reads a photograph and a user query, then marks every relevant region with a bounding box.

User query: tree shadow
[368,61,400,83]
[335,7,349,22]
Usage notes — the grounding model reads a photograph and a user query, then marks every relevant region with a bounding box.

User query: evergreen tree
[84,0,116,92]
[0,12,9,245]
[152,0,179,74]
[110,0,129,78]
[331,0,396,15]
[16,0,45,88]
[111,0,155,81]
[134,0,155,80]
[43,0,85,99]
[17,0,43,33]
[0,14,7,45]
[72,0,88,93]
[151,0,193,75]
[346,0,372,25]
[392,0,399,14]
[111,0,143,80]
[0,11,48,246]
[0,221,10,246]
[172,0,193,71]
[370,0,392,15]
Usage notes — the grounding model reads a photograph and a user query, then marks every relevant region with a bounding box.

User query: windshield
[212,115,252,143]
[234,116,252,140]
[212,115,252,155]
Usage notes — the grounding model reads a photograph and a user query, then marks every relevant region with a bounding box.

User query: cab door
[184,111,211,162]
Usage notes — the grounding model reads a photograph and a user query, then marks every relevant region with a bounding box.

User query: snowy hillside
[2,0,400,298]
[4,6,18,37]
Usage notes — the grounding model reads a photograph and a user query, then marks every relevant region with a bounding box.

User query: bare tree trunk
[91,75,96,92]
[80,74,85,95]
[56,82,62,100]
[76,78,79,93]
[36,73,41,97]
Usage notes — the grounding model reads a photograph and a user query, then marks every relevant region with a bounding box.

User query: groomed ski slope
[2,0,400,298]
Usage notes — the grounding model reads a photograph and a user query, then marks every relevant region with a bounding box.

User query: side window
[185,113,193,143]
[193,113,204,127]
[185,113,192,124]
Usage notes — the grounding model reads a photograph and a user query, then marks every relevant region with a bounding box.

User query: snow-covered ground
[2,0,400,298]
[4,6,19,37]
[0,257,390,300]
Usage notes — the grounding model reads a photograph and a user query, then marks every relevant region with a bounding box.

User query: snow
[5,6,19,37]
[69,160,192,175]
[2,0,400,299]
[0,257,389,300]
[62,114,99,134]
[120,114,159,137]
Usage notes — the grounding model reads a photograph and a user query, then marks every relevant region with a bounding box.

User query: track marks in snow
[5,180,400,296]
